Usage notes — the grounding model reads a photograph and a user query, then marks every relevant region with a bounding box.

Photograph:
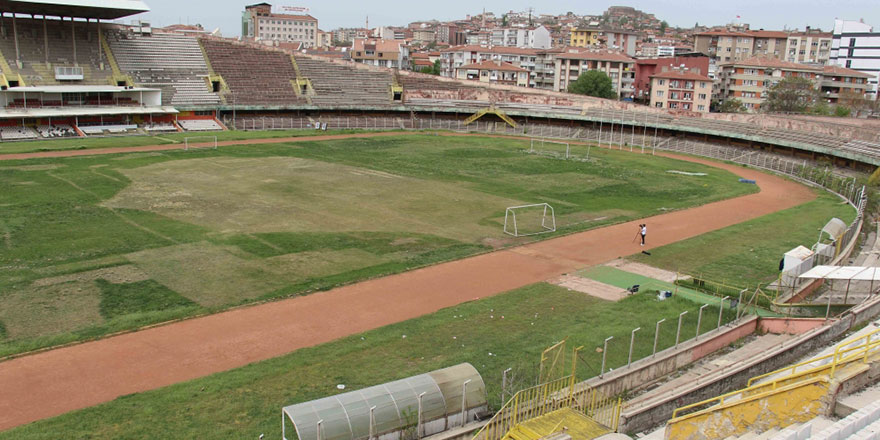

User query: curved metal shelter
[283,363,487,440]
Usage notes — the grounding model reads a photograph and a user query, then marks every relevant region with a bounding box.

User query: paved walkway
[0,134,815,431]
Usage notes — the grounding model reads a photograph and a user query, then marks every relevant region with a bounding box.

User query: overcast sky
[126,0,880,36]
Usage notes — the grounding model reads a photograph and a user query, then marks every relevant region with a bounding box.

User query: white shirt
[641,226,647,236]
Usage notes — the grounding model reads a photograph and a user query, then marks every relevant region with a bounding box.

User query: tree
[838,88,870,116]
[567,70,617,99]
[419,60,442,76]
[659,20,668,33]
[717,98,746,113]
[764,76,818,113]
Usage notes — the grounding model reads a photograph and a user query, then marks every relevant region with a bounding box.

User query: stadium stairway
[502,408,611,440]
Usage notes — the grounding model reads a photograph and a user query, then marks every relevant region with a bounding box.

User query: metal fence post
[675,311,687,347]
[501,368,511,404]
[718,296,729,329]
[653,319,665,356]
[369,406,376,440]
[417,391,426,438]
[317,419,324,440]
[628,327,641,367]
[696,304,709,339]
[461,379,471,427]
[600,336,613,377]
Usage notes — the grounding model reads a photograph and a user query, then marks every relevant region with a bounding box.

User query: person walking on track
[640,224,647,246]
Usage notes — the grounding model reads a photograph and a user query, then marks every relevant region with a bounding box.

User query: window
[656,90,664,97]
[658,79,665,85]
[655,102,663,108]
[697,105,706,111]
[700,82,707,88]
[698,93,707,100]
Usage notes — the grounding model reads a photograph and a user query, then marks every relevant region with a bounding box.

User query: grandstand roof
[0,0,149,19]
[5,85,157,93]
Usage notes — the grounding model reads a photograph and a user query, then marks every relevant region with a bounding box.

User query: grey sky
[127,1,880,37]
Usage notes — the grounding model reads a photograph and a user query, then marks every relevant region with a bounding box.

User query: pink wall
[759,318,827,335]
[691,318,758,360]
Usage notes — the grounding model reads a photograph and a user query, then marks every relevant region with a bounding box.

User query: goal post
[529,138,571,159]
[504,203,557,237]
[184,136,218,151]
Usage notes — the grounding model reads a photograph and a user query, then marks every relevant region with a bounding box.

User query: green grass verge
[97,279,198,320]
[0,134,756,357]
[628,189,856,286]
[0,282,735,439]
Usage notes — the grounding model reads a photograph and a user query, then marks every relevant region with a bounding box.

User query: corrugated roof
[0,0,149,19]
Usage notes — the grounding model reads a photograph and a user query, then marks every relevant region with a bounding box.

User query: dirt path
[0,134,815,431]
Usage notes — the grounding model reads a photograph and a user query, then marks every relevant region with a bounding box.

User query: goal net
[184,136,218,151]
[504,203,557,237]
[529,138,570,158]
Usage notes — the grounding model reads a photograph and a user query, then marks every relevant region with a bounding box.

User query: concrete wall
[583,317,758,400]
[759,318,827,334]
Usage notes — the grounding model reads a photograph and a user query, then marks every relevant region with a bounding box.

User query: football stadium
[1,1,880,439]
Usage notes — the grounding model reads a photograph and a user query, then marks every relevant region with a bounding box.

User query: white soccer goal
[503,203,557,237]
[529,138,570,158]
[184,136,218,151]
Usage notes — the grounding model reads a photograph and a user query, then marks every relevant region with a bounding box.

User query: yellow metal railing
[463,107,517,128]
[671,327,880,420]
[472,376,620,440]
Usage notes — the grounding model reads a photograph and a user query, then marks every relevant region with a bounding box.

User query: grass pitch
[0,134,753,356]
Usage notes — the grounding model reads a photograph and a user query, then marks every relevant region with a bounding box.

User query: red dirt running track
[0,134,815,431]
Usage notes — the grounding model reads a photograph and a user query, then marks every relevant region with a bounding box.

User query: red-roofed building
[635,56,711,102]
[820,65,871,104]
[649,68,712,112]
[242,3,318,48]
[351,39,411,69]
[455,60,530,87]
[553,48,636,99]
[717,56,823,111]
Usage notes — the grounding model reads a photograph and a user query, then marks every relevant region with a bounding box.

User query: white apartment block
[489,26,551,49]
[831,19,880,100]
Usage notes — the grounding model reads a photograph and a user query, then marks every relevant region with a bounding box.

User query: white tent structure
[282,363,487,440]
[798,266,880,316]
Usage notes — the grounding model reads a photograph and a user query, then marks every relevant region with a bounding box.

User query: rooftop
[722,56,822,71]
[650,70,712,81]
[823,65,873,78]
[457,60,528,72]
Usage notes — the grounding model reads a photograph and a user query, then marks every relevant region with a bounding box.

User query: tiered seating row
[0,17,111,85]
[106,31,220,107]
[0,126,38,140]
[37,124,76,138]
[177,119,222,131]
[201,39,304,106]
[295,56,393,107]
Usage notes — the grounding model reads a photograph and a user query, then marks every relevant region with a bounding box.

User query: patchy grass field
[0,282,735,439]
[628,189,856,286]
[0,128,373,155]
[0,134,754,356]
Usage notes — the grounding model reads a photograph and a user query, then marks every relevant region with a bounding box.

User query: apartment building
[635,55,711,101]
[569,27,601,47]
[455,60,529,87]
[749,30,788,58]
[717,56,822,111]
[242,3,317,47]
[439,45,540,84]
[351,39,411,69]
[785,29,832,64]
[820,65,871,104]
[830,19,880,100]
[603,29,638,56]
[489,26,551,49]
[649,68,712,113]
[694,30,755,63]
[553,49,636,99]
